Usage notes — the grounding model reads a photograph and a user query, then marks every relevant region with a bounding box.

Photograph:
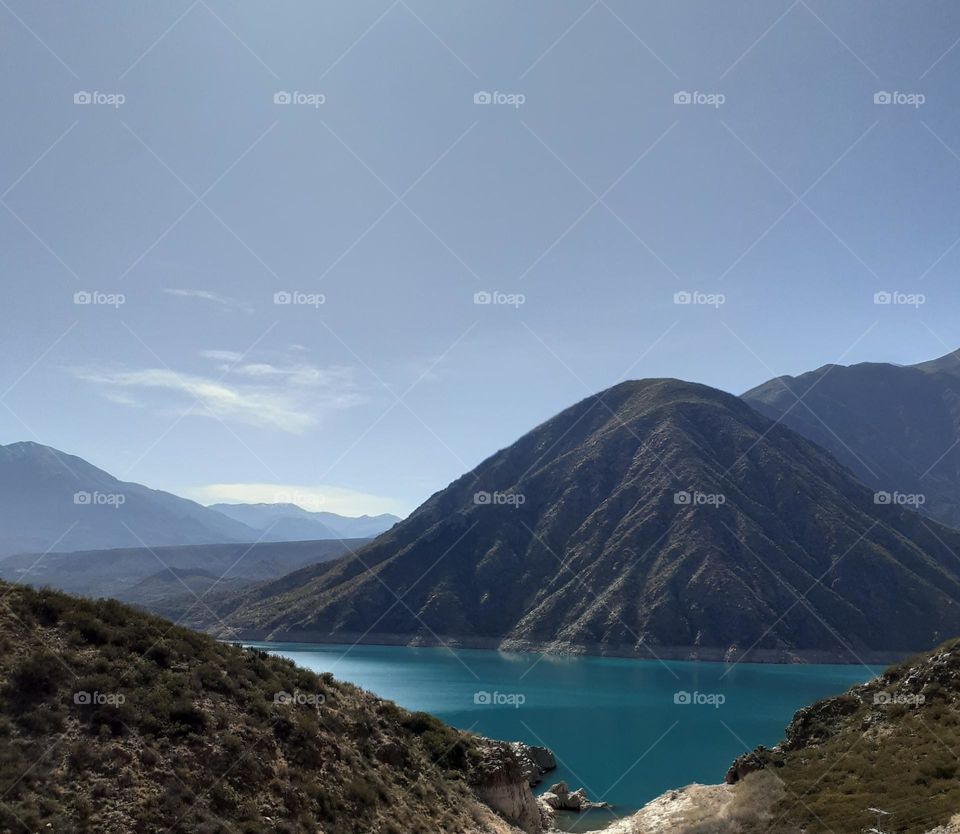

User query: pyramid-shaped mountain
[221,379,960,662]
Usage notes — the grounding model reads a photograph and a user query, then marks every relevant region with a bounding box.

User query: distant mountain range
[743,349,960,527]
[214,378,960,663]
[0,442,255,556]
[0,441,399,557]
[209,502,400,541]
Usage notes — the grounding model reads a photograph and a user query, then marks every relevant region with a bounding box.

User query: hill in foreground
[218,379,960,663]
[0,580,554,834]
[612,638,960,833]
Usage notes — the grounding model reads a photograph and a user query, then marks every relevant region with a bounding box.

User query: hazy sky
[3,1,960,515]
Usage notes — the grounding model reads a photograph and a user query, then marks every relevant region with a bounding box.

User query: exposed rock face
[603,784,736,833]
[927,815,960,834]
[509,742,557,786]
[470,741,550,833]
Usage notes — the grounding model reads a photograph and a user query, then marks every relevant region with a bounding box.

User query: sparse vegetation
[0,581,516,833]
[733,638,960,833]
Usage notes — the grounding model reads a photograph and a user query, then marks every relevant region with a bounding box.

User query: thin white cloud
[164,288,253,313]
[200,349,244,363]
[74,359,366,434]
[183,482,409,517]
[230,362,359,392]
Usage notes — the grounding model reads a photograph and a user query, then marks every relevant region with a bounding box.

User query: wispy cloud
[73,356,366,433]
[184,482,409,517]
[199,349,244,363]
[163,288,253,313]
[230,362,358,389]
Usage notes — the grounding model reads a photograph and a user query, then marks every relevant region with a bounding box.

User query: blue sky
[3,1,960,516]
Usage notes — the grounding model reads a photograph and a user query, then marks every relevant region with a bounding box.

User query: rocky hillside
[611,638,960,833]
[723,638,960,832]
[217,379,960,662]
[0,580,552,834]
[743,349,960,528]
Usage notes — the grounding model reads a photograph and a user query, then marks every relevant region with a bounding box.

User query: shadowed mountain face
[209,503,401,541]
[0,442,260,556]
[219,379,960,663]
[742,350,960,528]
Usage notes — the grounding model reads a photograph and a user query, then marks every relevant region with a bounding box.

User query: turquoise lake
[246,642,877,828]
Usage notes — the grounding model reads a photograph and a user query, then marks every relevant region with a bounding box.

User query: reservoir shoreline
[226,630,910,666]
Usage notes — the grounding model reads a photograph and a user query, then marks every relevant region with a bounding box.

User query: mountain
[742,349,960,527]
[209,502,401,541]
[215,379,960,663]
[0,442,260,556]
[0,579,553,833]
[0,538,364,606]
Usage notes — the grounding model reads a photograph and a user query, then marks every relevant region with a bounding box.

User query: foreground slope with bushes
[733,637,960,833]
[0,580,541,834]
[614,639,960,833]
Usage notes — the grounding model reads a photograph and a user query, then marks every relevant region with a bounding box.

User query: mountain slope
[742,349,960,527]
[218,379,960,662]
[209,502,400,541]
[0,580,548,833]
[0,442,260,556]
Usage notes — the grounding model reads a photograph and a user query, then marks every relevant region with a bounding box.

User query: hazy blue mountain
[742,349,960,527]
[0,442,260,556]
[219,379,960,663]
[208,502,401,540]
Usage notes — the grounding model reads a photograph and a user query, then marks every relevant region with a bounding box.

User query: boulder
[510,742,557,786]
[540,781,608,812]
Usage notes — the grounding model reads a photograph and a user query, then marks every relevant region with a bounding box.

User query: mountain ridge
[208,502,401,541]
[0,441,261,556]
[742,348,960,527]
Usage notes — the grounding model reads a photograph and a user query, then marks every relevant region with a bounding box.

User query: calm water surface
[246,642,876,827]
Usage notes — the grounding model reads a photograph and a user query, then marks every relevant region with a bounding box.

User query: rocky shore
[470,741,607,833]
